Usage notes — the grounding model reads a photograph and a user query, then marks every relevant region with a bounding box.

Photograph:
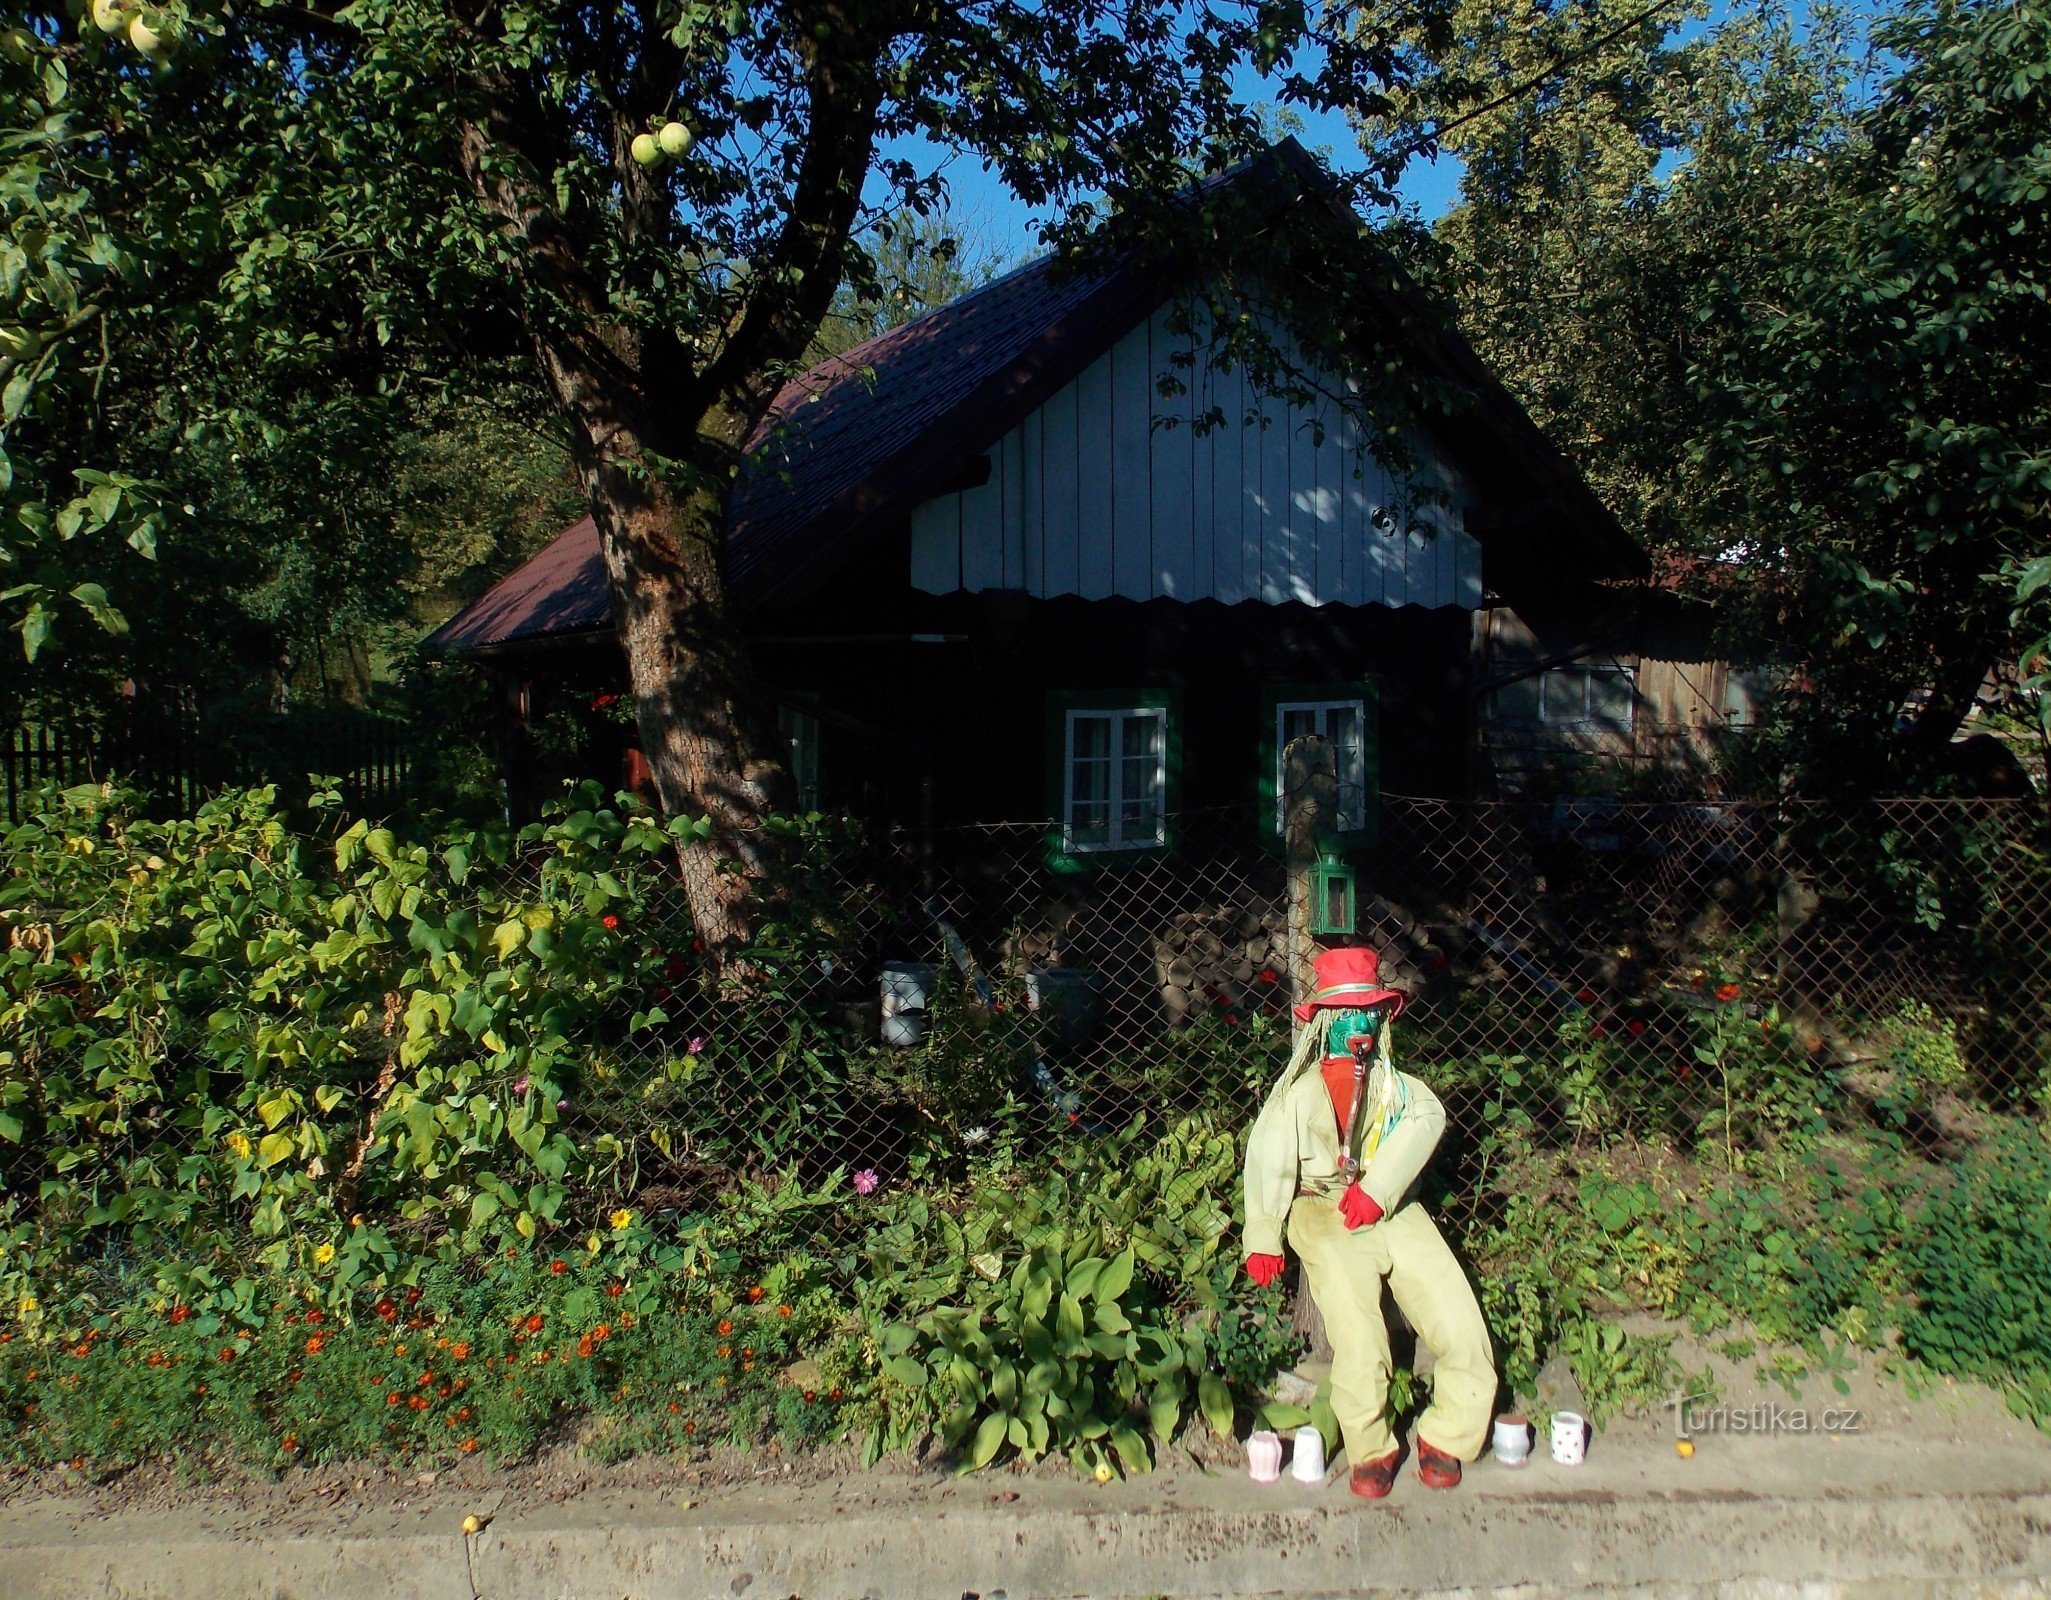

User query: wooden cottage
[429,143,1677,852]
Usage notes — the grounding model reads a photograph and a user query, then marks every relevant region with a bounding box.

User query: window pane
[1073,715,1111,760]
[1330,704,1365,830]
[1587,669,1635,730]
[1282,708,1318,745]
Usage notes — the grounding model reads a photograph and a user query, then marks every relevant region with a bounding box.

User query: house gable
[907,301,1481,610]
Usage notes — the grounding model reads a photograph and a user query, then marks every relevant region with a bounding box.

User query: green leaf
[1108,1423,1152,1475]
[970,1410,1008,1468]
[881,1355,926,1387]
[1095,1248,1135,1303]
[1198,1373,1236,1441]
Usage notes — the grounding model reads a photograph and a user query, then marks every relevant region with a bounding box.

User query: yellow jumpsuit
[1241,1026,1496,1465]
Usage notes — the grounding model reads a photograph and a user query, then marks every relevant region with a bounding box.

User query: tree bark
[453,102,795,959]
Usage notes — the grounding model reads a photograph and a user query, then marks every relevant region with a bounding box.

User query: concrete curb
[8,1486,2051,1600]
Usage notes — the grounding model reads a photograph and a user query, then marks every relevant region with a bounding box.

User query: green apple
[656,121,693,158]
[129,13,173,54]
[90,0,128,36]
[630,131,662,167]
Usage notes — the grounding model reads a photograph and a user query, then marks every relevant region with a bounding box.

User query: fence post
[1282,733,1338,1367]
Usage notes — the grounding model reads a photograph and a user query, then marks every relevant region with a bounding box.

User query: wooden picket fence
[3,703,414,824]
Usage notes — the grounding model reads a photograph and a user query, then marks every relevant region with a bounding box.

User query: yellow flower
[18,1292,37,1316]
[609,1209,633,1231]
[313,1243,336,1266]
[225,1132,251,1158]
[586,1233,602,1254]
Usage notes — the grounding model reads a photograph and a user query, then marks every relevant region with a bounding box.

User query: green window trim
[1044,688,1182,873]
[1257,680,1380,852]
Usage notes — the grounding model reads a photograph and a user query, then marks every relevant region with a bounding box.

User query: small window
[1274,699,1368,833]
[779,705,821,812]
[1495,665,1636,735]
[1064,706,1166,853]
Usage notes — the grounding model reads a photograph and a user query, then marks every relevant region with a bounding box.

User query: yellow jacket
[1240,1024,1447,1259]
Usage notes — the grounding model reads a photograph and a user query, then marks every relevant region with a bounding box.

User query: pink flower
[512,1076,531,1096]
[688,1036,706,1055]
[853,1169,880,1196]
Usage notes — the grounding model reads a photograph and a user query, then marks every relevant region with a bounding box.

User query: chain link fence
[535,793,2051,1271]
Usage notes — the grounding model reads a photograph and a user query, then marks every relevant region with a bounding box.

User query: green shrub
[1901,1125,2051,1411]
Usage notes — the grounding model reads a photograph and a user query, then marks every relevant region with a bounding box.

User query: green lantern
[1310,850,1357,937]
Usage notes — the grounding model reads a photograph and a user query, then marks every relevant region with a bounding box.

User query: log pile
[1152,900,1288,1022]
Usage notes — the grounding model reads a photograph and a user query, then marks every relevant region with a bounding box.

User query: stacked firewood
[1153,901,1289,1022]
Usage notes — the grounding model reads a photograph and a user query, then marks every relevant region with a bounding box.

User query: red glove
[1339,1184,1383,1231]
[1245,1253,1286,1288]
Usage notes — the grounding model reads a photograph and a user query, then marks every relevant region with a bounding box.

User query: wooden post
[1282,733,1339,1366]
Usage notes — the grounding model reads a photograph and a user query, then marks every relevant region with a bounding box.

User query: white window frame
[1062,706,1168,854]
[1537,665,1636,733]
[1274,698,1369,835]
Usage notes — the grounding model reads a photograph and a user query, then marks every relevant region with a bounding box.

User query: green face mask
[1320,1005,1387,1059]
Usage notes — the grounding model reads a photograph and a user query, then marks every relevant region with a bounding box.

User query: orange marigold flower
[460,1438,480,1454]
[746,1286,765,1303]
[217,1348,236,1364]
[550,1261,567,1275]
[524,1313,544,1334]
[305,1335,327,1355]
[716,1319,732,1336]
[593,1323,610,1341]
[168,1306,190,1325]
[668,1401,681,1415]
[408,1394,428,1411]
[450,1342,470,1362]
[683,1420,696,1434]
[387,1392,402,1407]
[576,1335,595,1358]
[280,1436,297,1453]
[606,1283,624,1298]
[777,1305,792,1319]
[802,1390,816,1403]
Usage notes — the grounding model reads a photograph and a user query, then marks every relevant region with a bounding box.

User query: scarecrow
[1241,945,1495,1496]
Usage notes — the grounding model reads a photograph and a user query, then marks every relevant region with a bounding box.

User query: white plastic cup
[1290,1424,1327,1484]
[1246,1430,1284,1484]
[1550,1410,1588,1467]
[1492,1413,1532,1468]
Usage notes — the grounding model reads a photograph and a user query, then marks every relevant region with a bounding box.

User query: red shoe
[1349,1447,1402,1498]
[1416,1437,1463,1489]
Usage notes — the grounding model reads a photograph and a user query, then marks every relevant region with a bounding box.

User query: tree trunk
[581,438,794,961]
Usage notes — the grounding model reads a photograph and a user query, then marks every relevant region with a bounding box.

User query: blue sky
[886,0,1871,265]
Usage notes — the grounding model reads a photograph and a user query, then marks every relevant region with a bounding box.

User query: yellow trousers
[1287,1197,1497,1464]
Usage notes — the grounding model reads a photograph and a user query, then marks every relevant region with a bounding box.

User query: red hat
[1292,946,1408,1024]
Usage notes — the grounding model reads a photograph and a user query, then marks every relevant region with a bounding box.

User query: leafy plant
[875,1241,1234,1478]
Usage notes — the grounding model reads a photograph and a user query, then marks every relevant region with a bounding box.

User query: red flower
[747,1286,765,1304]
[602,913,621,930]
[716,1319,733,1336]
[576,1335,595,1358]
[217,1348,235,1364]
[405,1288,423,1307]
[550,1260,567,1275]
[1672,1061,1694,1083]
[304,1309,325,1326]
[375,1299,398,1323]
[1626,1019,1647,1038]
[606,1283,624,1298]
[460,1437,480,1454]
[524,1313,544,1334]
[304,1334,327,1355]
[1715,982,1741,1003]
[1224,1012,1242,1027]
[591,693,619,711]
[408,1394,428,1411]
[1575,988,1598,1004]
[168,1306,190,1326]
[777,1304,792,1319]
[1257,969,1278,985]
[1589,1023,1607,1039]
[451,1342,470,1362]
